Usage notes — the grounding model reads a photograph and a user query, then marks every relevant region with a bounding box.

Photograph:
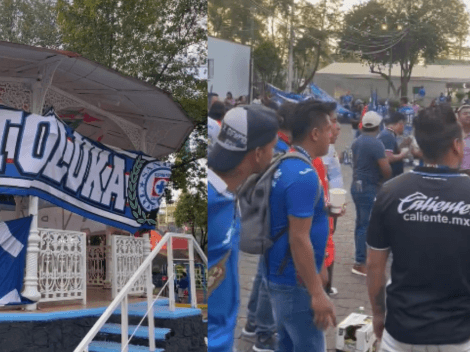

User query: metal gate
[87,234,107,286]
[111,235,145,298]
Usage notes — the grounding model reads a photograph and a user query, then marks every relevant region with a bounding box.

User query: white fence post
[121,295,129,352]
[147,262,155,351]
[23,196,41,310]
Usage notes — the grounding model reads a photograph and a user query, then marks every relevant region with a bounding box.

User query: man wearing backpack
[242,101,297,352]
[207,105,279,352]
[265,100,337,351]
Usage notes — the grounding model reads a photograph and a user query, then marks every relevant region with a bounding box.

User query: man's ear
[310,127,319,142]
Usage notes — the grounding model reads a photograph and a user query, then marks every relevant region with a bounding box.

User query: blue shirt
[208,169,240,352]
[351,134,386,186]
[267,157,329,285]
[398,106,415,137]
[178,277,189,290]
[377,129,403,178]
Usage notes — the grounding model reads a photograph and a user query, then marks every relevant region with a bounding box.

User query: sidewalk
[234,124,377,351]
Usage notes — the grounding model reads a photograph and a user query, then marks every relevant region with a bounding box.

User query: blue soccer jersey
[274,139,289,154]
[267,156,329,286]
[208,169,240,352]
[398,106,416,137]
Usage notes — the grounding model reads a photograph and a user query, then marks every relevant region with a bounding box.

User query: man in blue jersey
[397,97,416,138]
[265,100,337,351]
[242,101,296,352]
[208,105,279,352]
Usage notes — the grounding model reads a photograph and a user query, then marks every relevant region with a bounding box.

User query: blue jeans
[351,181,378,265]
[247,259,276,337]
[267,280,325,352]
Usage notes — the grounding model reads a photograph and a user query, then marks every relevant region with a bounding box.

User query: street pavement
[234,124,387,351]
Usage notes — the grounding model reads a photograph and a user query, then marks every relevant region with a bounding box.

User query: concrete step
[99,323,171,341]
[88,340,164,351]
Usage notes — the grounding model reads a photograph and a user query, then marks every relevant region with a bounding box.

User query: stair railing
[74,232,208,352]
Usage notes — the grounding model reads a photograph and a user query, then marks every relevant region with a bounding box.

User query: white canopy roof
[0,41,194,158]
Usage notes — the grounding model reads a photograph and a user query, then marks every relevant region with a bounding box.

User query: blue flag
[0,217,33,305]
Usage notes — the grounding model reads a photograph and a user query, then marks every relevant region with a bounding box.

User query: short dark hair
[291,100,336,143]
[276,102,296,131]
[400,97,409,105]
[182,272,187,277]
[385,112,406,125]
[209,101,226,121]
[414,104,462,162]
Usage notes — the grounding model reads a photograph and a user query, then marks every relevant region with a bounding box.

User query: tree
[339,0,469,97]
[174,191,208,252]
[253,40,284,88]
[0,0,60,47]
[57,0,207,212]
[208,0,265,45]
[294,0,342,93]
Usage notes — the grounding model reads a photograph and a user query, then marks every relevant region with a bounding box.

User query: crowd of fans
[208,90,470,352]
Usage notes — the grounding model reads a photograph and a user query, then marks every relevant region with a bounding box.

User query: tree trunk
[400,76,408,98]
[296,44,321,93]
[369,66,399,97]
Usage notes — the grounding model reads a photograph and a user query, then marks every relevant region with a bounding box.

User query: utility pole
[287,5,294,92]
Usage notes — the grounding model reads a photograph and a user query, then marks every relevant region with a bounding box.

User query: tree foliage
[174,191,208,252]
[209,0,341,92]
[57,0,208,218]
[293,0,342,93]
[253,40,284,88]
[0,0,60,47]
[339,0,469,97]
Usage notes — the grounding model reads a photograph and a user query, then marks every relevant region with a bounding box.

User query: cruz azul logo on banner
[0,106,171,233]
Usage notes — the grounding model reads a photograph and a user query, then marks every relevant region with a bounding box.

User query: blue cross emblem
[155,180,166,194]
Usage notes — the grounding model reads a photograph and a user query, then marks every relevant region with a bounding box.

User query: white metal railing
[74,233,208,352]
[38,228,87,305]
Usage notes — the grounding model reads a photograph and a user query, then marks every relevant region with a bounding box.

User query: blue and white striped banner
[0,106,171,233]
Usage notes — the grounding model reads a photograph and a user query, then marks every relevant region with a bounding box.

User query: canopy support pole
[22,60,62,310]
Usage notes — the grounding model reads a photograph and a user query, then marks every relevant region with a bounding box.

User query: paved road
[234,124,383,351]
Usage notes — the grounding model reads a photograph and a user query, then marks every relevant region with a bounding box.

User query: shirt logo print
[299,168,313,175]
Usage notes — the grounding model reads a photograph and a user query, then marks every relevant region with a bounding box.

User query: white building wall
[314,73,448,106]
[208,36,251,99]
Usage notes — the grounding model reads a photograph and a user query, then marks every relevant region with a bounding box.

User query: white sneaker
[328,287,338,296]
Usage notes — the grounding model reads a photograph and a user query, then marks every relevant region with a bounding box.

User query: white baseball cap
[362,111,382,128]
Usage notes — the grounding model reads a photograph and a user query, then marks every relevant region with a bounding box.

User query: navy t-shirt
[267,157,329,285]
[377,129,403,178]
[351,134,386,186]
[367,167,470,344]
[208,169,240,352]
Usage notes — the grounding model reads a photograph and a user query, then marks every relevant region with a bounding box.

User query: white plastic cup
[329,188,347,214]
